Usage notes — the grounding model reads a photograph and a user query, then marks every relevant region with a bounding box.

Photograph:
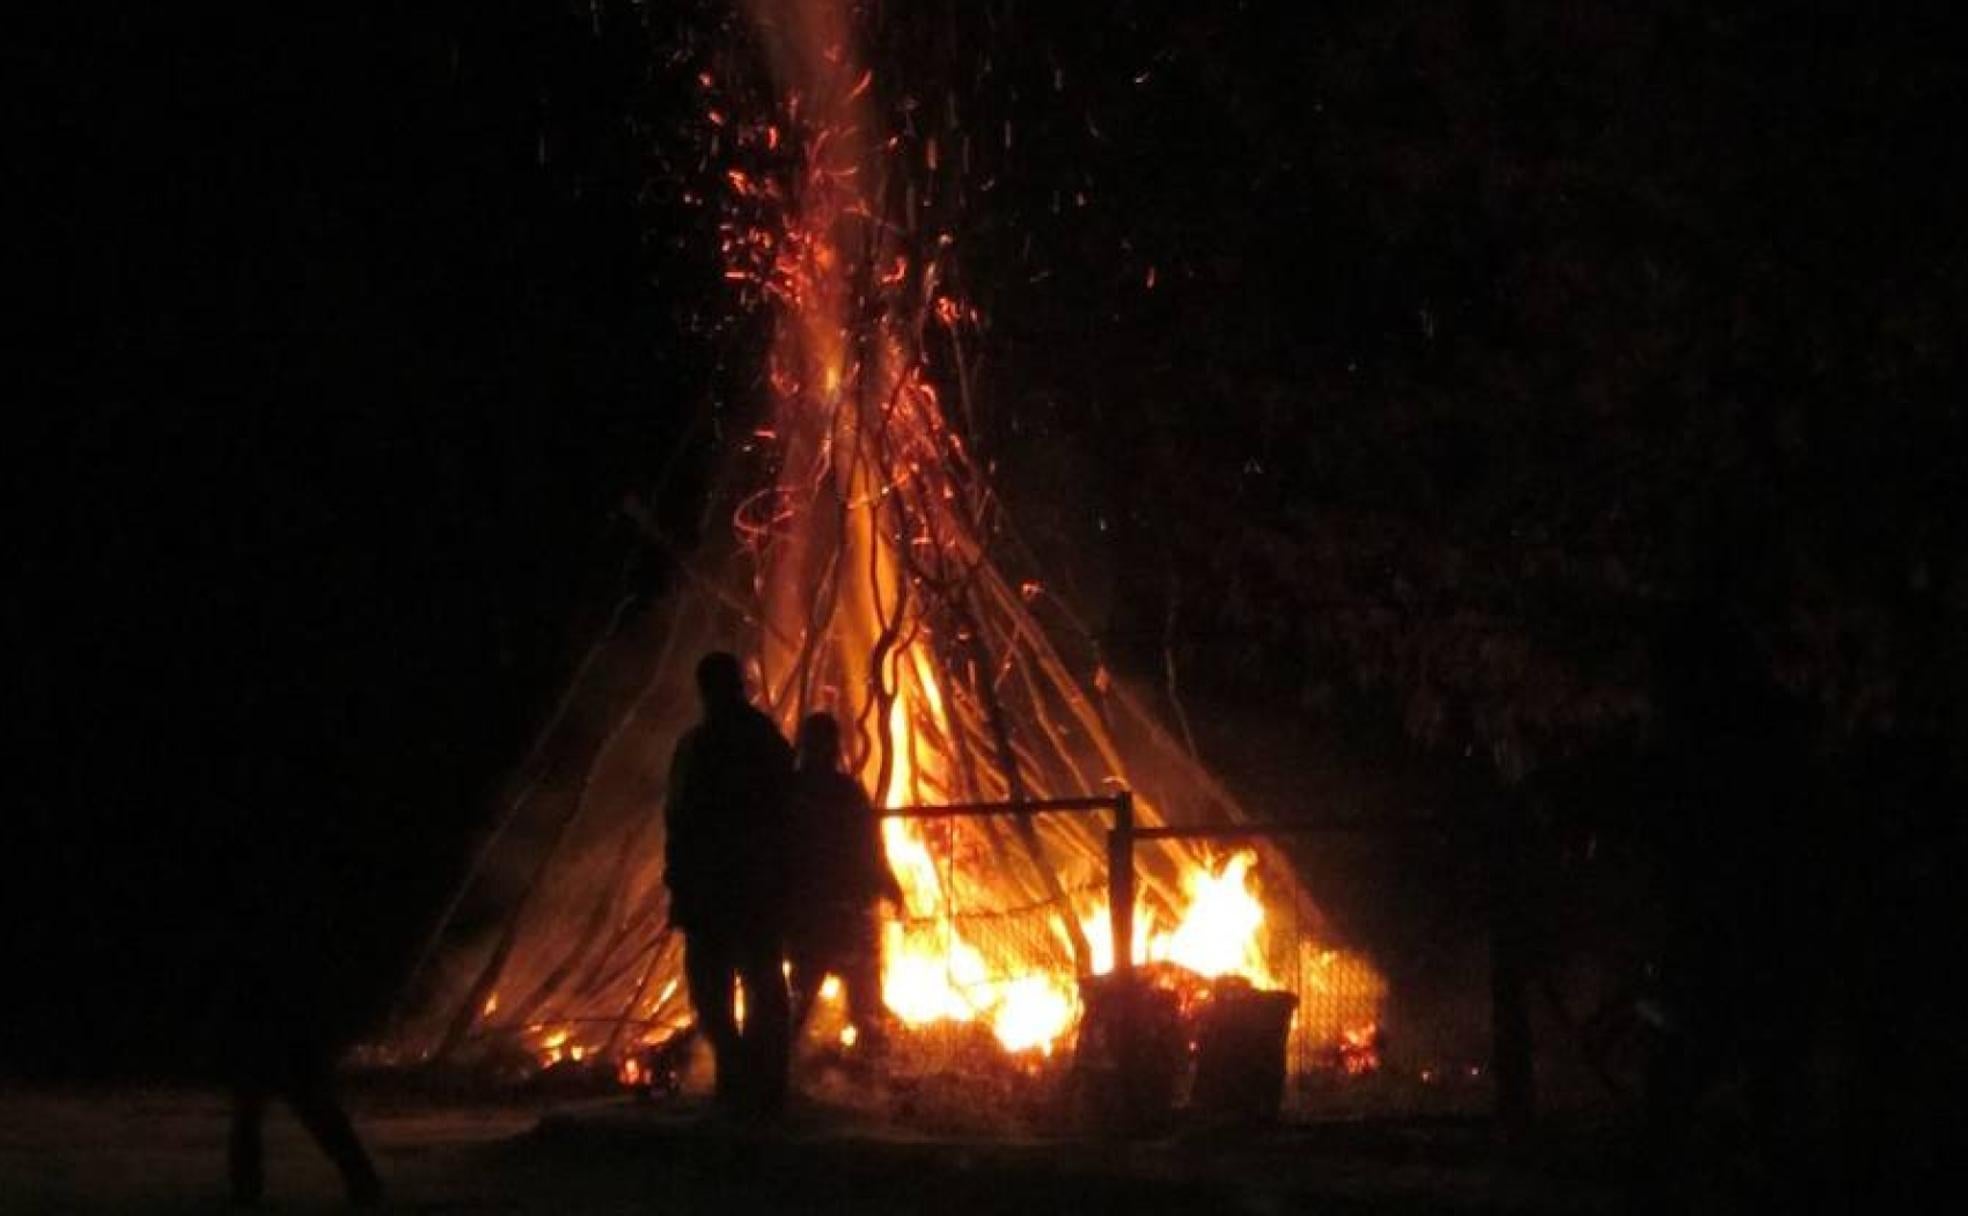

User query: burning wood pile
[379,0,1382,1113]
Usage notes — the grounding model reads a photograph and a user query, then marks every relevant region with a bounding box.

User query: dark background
[12,3,1961,1186]
[15,1,687,1072]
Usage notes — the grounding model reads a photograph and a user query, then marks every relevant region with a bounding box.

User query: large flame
[725,0,1104,1055]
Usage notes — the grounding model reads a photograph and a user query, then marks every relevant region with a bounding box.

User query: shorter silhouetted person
[785,713,903,1051]
[664,651,795,1115]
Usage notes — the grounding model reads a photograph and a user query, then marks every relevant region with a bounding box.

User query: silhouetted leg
[844,968,887,1047]
[228,1084,267,1206]
[684,929,742,1104]
[736,931,791,1116]
[284,1061,382,1207]
[842,915,887,1046]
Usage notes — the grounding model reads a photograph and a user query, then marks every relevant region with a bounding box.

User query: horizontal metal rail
[878,792,1137,980]
[1129,818,1439,842]
[880,794,1128,819]
[875,798,1430,983]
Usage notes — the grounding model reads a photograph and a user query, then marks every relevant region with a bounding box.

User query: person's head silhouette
[695,651,747,714]
[795,712,842,772]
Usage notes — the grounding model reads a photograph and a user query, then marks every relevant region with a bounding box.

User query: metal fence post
[1108,791,1135,977]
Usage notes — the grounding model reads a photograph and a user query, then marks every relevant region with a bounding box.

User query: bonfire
[383,0,1383,1102]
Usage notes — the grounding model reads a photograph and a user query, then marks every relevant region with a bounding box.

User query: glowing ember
[1339,1022,1383,1076]
[534,1026,580,1068]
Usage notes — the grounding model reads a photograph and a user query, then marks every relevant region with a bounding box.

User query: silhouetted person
[214,930,383,1208]
[785,713,903,1050]
[664,651,795,1115]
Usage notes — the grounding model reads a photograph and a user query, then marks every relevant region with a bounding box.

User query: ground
[0,1087,1626,1214]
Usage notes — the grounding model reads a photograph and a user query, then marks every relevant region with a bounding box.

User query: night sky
[13,12,1962,1192]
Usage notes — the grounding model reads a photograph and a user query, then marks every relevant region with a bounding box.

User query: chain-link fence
[866,798,1424,1121]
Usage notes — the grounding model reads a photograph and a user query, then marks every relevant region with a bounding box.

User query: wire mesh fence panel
[820,806,1534,1126]
[868,809,1102,1074]
[1264,829,1496,1119]
[865,804,1422,1120]
[1108,833,1378,1117]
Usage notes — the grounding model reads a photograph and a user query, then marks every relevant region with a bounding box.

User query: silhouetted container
[1071,973,1185,1135]
[1192,988,1298,1121]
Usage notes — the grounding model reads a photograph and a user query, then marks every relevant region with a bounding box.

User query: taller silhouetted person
[664,651,795,1116]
